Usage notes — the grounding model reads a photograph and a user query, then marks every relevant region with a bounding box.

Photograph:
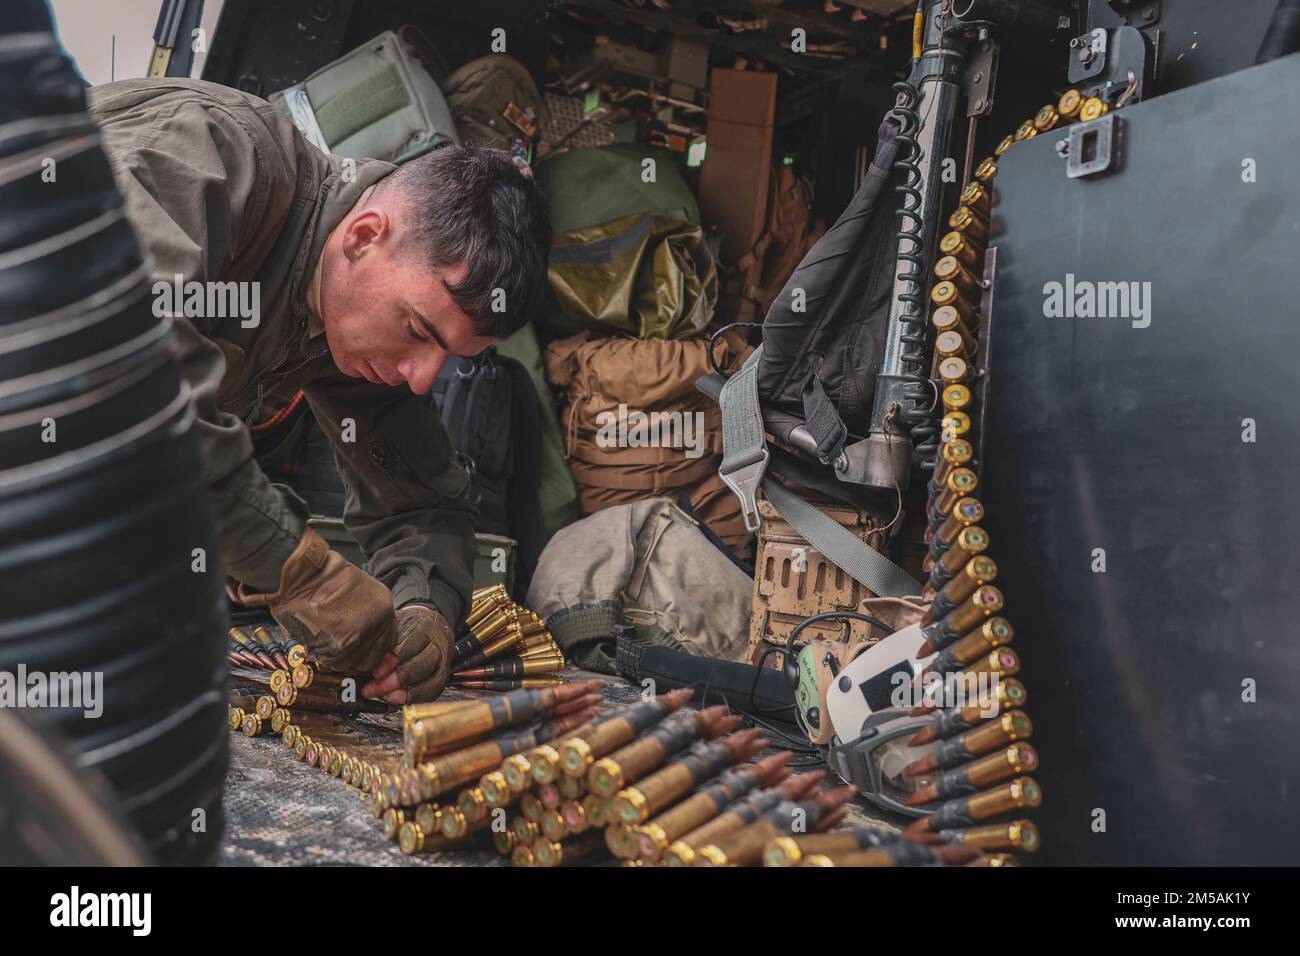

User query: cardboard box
[698,69,778,322]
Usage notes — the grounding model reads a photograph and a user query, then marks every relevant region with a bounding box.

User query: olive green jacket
[89,78,475,624]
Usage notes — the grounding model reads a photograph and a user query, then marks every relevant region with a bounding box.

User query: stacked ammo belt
[228,628,400,793]
[450,584,567,690]
[897,90,1114,862]
[226,623,294,674]
[227,585,565,693]
[378,687,1006,867]
[220,585,574,838]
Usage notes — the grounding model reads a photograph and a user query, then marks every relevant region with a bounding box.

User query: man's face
[317,199,496,395]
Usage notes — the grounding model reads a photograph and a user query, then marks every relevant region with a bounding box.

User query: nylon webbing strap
[718,345,918,595]
[279,84,330,153]
[762,477,920,598]
[801,373,848,464]
[718,345,769,532]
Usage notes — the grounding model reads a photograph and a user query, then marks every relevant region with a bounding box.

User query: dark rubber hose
[0,5,229,865]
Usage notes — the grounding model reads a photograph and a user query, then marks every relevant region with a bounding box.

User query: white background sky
[48,0,227,86]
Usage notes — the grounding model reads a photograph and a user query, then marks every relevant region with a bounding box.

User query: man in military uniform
[90,78,551,703]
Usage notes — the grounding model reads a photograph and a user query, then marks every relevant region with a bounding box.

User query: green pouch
[271,30,458,162]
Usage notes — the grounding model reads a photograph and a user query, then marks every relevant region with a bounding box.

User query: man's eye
[405,320,426,342]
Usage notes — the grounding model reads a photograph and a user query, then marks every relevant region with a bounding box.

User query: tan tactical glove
[362,605,454,705]
[233,527,397,673]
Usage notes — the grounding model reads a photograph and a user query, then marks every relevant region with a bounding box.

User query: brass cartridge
[959,181,992,215]
[932,468,979,519]
[1079,96,1109,122]
[1033,104,1061,132]
[1058,88,1084,120]
[934,498,983,545]
[935,330,970,361]
[930,282,977,324]
[938,530,992,576]
[941,411,972,441]
[942,383,972,413]
[933,255,981,296]
[962,646,1021,681]
[938,356,972,386]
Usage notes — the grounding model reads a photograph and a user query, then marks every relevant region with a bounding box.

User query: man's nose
[399,353,446,395]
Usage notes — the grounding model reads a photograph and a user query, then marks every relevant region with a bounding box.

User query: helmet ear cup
[784,648,801,688]
[783,628,804,689]
[783,611,896,692]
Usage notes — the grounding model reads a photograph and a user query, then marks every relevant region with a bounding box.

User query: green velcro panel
[315,64,411,148]
[545,603,620,674]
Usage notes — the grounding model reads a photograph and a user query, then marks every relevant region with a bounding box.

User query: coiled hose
[0,9,228,864]
[889,79,941,471]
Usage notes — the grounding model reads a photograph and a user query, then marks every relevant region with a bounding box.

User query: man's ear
[341,208,390,262]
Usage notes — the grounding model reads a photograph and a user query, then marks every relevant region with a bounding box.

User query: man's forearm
[302,375,480,626]
[212,456,309,590]
[345,503,477,625]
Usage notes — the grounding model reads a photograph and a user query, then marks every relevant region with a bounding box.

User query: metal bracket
[1068,27,1109,81]
[962,33,1000,117]
[974,246,997,474]
[718,448,769,534]
[1070,25,1153,104]
[1058,113,1122,179]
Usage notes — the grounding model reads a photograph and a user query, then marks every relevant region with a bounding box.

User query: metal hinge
[962,31,1000,118]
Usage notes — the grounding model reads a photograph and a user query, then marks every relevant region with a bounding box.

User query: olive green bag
[535,145,718,339]
[442,54,547,150]
[271,30,458,162]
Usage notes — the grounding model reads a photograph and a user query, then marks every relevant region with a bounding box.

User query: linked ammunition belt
[225,585,569,796]
[898,87,1122,860]
[451,584,567,687]
[227,585,566,700]
[374,688,973,867]
[232,665,1018,865]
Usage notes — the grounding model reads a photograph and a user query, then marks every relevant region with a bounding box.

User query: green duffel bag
[271,30,458,162]
[535,145,717,339]
[536,144,699,236]
[548,212,717,340]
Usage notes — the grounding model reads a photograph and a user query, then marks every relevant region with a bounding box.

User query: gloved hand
[233,527,397,673]
[362,605,454,705]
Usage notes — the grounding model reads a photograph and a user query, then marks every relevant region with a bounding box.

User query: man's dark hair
[378,143,551,338]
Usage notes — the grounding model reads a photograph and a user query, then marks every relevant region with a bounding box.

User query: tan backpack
[442,54,548,150]
[544,331,754,557]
